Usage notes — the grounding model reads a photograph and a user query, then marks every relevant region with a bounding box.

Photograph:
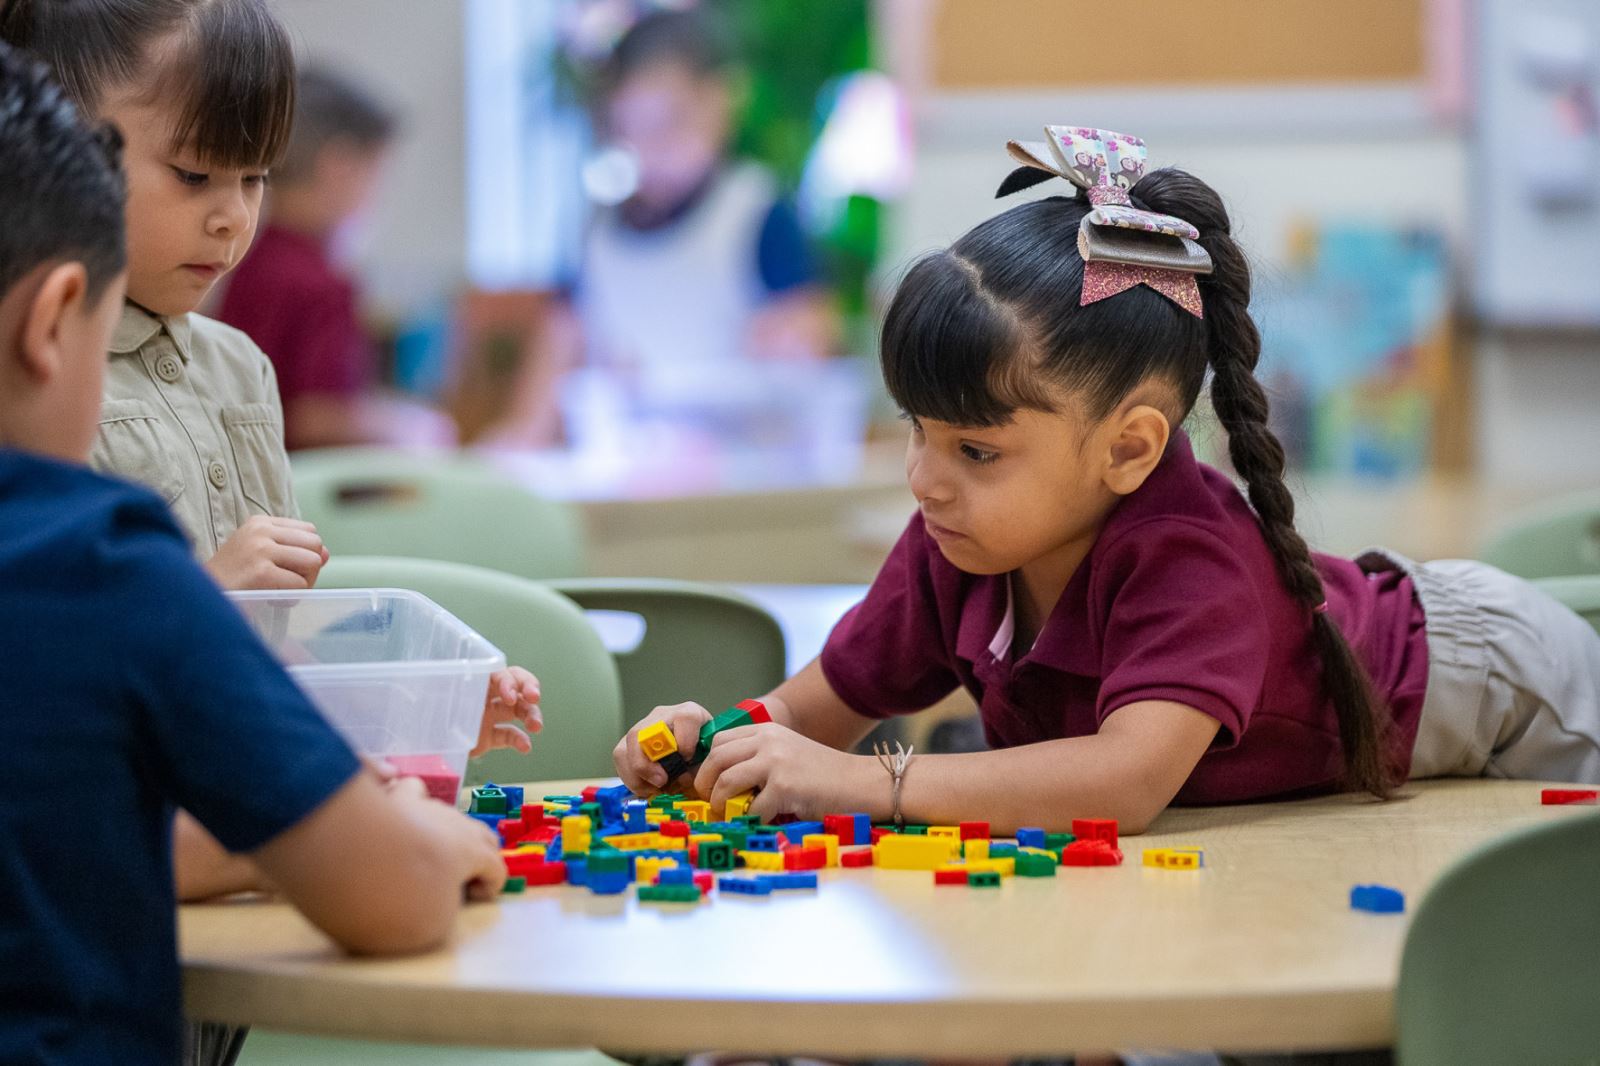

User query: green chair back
[318,556,622,784]
[547,578,787,726]
[1479,490,1600,579]
[1396,807,1600,1065]
[1534,574,1600,634]
[293,448,586,580]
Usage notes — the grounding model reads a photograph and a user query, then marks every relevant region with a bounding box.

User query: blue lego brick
[1350,884,1405,914]
[544,835,564,861]
[587,870,632,895]
[657,866,695,886]
[745,833,782,852]
[624,801,648,833]
[777,820,825,842]
[718,876,774,896]
[1016,827,1046,849]
[467,811,504,833]
[564,857,588,887]
[500,785,525,813]
[596,784,632,823]
[850,814,871,844]
[760,873,818,890]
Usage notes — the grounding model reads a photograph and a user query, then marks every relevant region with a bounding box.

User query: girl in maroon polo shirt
[615,134,1600,833]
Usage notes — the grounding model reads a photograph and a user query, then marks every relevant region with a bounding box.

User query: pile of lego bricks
[464,779,1185,903]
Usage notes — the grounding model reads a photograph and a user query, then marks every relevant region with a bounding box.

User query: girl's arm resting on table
[174,810,267,901]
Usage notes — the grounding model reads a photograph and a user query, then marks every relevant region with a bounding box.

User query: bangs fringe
[147,0,294,169]
[879,251,1055,427]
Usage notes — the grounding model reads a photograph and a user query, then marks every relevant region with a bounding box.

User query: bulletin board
[930,0,1425,89]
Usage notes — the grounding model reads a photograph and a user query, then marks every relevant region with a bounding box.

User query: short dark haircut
[0,0,295,170]
[604,8,739,94]
[0,40,126,301]
[274,65,397,185]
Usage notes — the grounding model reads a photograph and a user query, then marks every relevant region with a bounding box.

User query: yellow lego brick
[677,800,711,823]
[803,833,840,867]
[689,832,724,845]
[645,809,667,825]
[634,856,680,884]
[637,721,679,762]
[561,814,592,835]
[605,833,659,851]
[874,834,959,870]
[723,791,755,820]
[1144,847,1203,870]
[964,840,991,862]
[1143,848,1172,868]
[1017,846,1054,858]
[738,850,785,871]
[660,836,688,851]
[927,826,962,842]
[963,858,1015,877]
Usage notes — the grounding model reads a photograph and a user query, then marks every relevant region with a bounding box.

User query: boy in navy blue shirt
[0,43,507,1066]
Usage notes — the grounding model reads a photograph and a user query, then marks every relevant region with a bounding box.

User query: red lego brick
[784,845,828,871]
[497,819,526,846]
[1072,818,1119,847]
[824,814,857,846]
[661,820,691,839]
[522,861,568,886]
[736,698,772,724]
[520,804,545,827]
[840,847,874,867]
[959,821,990,841]
[1061,839,1123,867]
[581,785,600,803]
[504,852,547,877]
[692,871,714,893]
[871,826,896,844]
[1542,788,1599,805]
[934,867,968,885]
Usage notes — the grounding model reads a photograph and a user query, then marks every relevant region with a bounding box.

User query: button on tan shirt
[89,302,299,560]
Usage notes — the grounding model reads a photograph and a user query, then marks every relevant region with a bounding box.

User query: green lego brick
[579,802,602,822]
[719,828,751,850]
[695,841,736,871]
[902,825,929,836]
[638,884,702,903]
[501,876,527,894]
[968,870,1002,888]
[734,814,760,827]
[469,787,508,816]
[988,842,1018,857]
[1044,833,1076,849]
[649,793,685,810]
[587,851,630,875]
[1015,853,1057,877]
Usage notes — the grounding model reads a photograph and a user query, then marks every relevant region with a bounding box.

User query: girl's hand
[471,667,543,758]
[612,702,713,795]
[693,722,875,822]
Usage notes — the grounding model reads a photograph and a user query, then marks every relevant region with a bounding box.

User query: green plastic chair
[1534,574,1600,633]
[547,578,788,726]
[318,555,623,784]
[292,448,587,580]
[1479,490,1600,579]
[1395,807,1600,1064]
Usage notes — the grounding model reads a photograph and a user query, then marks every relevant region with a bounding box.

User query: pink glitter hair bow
[997,125,1213,318]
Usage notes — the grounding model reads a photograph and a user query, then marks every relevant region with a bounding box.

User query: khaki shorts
[1359,551,1600,784]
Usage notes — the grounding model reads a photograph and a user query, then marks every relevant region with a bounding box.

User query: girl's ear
[1103,404,1170,496]
[18,262,91,383]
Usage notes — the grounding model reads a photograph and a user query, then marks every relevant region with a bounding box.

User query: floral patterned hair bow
[997,125,1212,318]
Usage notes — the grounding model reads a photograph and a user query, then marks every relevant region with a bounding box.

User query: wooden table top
[180,777,1590,1056]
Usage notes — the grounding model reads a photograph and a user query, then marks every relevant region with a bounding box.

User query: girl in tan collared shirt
[3,0,327,591]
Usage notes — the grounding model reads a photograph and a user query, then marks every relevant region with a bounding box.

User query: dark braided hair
[881,169,1396,797]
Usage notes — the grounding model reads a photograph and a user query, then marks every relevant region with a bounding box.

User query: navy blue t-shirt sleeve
[111,505,361,853]
[755,199,820,295]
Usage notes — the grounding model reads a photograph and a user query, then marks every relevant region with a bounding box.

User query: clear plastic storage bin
[228,588,504,803]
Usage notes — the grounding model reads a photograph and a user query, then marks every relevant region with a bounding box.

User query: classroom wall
[268,0,467,317]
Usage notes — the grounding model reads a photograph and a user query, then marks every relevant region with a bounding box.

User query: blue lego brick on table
[1016,827,1046,849]
[657,866,696,886]
[776,821,825,841]
[624,801,649,833]
[587,870,632,895]
[719,876,774,896]
[564,857,588,887]
[499,784,525,813]
[760,873,818,890]
[596,784,633,822]
[1350,884,1405,914]
[745,833,782,852]
[850,814,871,843]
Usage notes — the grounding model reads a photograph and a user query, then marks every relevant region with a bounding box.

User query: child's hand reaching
[205,515,329,591]
[612,702,714,795]
[471,667,543,758]
[692,719,872,822]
